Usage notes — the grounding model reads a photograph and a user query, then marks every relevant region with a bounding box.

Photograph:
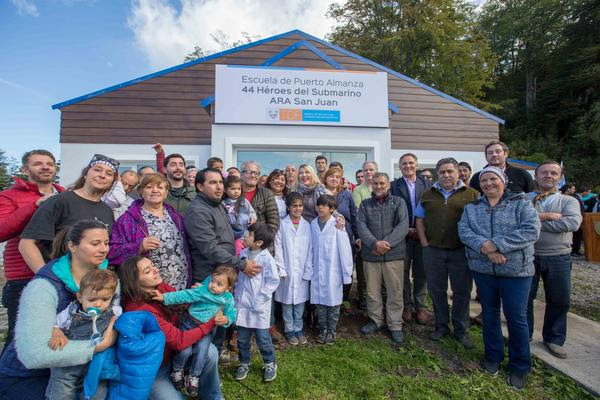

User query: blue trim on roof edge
[388,101,399,114]
[51,29,504,124]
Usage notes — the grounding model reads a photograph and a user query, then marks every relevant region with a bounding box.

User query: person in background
[0,220,117,399]
[207,157,224,171]
[458,162,472,186]
[352,161,378,310]
[104,170,140,220]
[419,170,433,182]
[265,169,289,220]
[458,166,540,390]
[560,183,576,195]
[258,175,268,187]
[227,167,241,177]
[355,169,364,186]
[19,154,116,271]
[186,166,198,187]
[0,149,62,350]
[323,166,358,316]
[138,166,155,178]
[357,172,409,346]
[470,140,534,194]
[153,144,196,214]
[285,164,298,192]
[329,161,355,192]
[315,155,328,183]
[527,161,582,360]
[415,157,479,349]
[391,153,432,325]
[108,173,191,290]
[571,186,587,257]
[234,223,280,383]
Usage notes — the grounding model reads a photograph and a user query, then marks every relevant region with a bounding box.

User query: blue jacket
[458,191,540,277]
[105,311,165,400]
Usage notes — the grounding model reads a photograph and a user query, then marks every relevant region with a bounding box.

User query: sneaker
[341,301,355,316]
[297,333,308,345]
[429,329,449,341]
[269,326,284,344]
[390,330,404,345]
[171,369,184,390]
[316,330,327,344]
[481,360,500,376]
[456,334,474,349]
[507,371,527,390]
[360,321,382,335]
[544,341,567,359]
[234,363,250,381]
[263,362,277,382]
[287,335,299,346]
[402,308,414,322]
[325,330,336,345]
[187,375,199,397]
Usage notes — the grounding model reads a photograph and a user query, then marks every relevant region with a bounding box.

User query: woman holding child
[118,255,226,400]
[0,220,118,399]
[109,173,192,290]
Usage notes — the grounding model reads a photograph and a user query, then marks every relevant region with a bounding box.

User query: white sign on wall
[215,65,389,127]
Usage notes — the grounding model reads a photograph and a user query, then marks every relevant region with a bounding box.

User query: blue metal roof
[51,29,504,124]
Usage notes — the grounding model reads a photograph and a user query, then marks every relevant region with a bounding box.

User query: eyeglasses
[242,170,260,177]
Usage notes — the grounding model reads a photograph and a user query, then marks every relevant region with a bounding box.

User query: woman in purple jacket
[108,173,191,289]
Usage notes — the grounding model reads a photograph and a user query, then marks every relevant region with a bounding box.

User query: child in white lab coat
[234,223,280,383]
[308,194,353,345]
[274,192,312,346]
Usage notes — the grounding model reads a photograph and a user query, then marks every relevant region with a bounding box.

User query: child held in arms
[47,269,121,399]
[152,266,237,397]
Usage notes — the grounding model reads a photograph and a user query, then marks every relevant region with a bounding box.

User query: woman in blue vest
[0,220,117,399]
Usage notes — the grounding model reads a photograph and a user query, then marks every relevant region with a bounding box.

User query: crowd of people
[0,139,585,399]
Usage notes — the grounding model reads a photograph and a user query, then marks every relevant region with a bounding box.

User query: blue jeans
[281,303,305,336]
[237,327,276,365]
[527,254,572,345]
[473,271,532,374]
[150,346,222,400]
[0,373,48,400]
[316,304,340,332]
[173,318,215,377]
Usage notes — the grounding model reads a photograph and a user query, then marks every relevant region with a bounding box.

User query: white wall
[59,143,211,186]
[390,149,487,179]
[211,124,394,176]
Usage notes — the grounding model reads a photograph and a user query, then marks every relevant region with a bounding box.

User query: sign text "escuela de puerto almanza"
[215,65,389,128]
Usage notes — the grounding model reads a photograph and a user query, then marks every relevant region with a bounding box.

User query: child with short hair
[46,269,121,399]
[222,175,257,255]
[152,265,237,397]
[308,194,353,345]
[234,223,280,382]
[274,192,312,345]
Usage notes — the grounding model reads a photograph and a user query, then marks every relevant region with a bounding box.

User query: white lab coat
[235,248,280,329]
[308,216,353,307]
[274,216,312,305]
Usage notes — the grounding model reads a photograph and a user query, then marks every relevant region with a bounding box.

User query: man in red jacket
[0,149,62,350]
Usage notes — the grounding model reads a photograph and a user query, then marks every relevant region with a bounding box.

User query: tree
[0,149,10,190]
[327,0,499,110]
[184,31,261,62]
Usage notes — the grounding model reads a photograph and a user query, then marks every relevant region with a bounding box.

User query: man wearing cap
[526,160,582,359]
[19,154,117,270]
[415,157,479,348]
[470,140,534,194]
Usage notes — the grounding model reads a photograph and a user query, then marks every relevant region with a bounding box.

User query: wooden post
[583,213,600,261]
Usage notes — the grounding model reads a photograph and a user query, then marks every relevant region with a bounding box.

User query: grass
[218,326,597,400]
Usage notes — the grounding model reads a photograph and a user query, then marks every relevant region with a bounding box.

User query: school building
[52,30,504,186]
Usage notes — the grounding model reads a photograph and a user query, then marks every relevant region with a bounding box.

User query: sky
[1,0,485,164]
[0,0,333,163]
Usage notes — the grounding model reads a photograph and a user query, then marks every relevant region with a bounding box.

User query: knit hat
[479,166,507,185]
[89,154,119,173]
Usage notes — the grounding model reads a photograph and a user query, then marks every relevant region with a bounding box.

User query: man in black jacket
[391,153,433,325]
[470,141,534,194]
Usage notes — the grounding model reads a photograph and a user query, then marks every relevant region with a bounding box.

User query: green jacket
[352,183,372,209]
[166,185,196,214]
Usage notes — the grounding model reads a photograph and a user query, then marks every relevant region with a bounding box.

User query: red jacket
[124,282,216,367]
[0,178,64,280]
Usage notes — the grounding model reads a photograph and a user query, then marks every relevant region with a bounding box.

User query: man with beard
[470,141,534,194]
[415,158,479,348]
[153,143,196,214]
[526,161,581,359]
[315,155,328,183]
[458,162,472,186]
[0,150,63,350]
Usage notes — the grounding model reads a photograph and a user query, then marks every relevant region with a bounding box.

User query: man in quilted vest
[415,157,479,348]
[0,149,62,350]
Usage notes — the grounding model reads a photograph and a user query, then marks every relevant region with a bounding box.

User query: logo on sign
[266,108,279,121]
